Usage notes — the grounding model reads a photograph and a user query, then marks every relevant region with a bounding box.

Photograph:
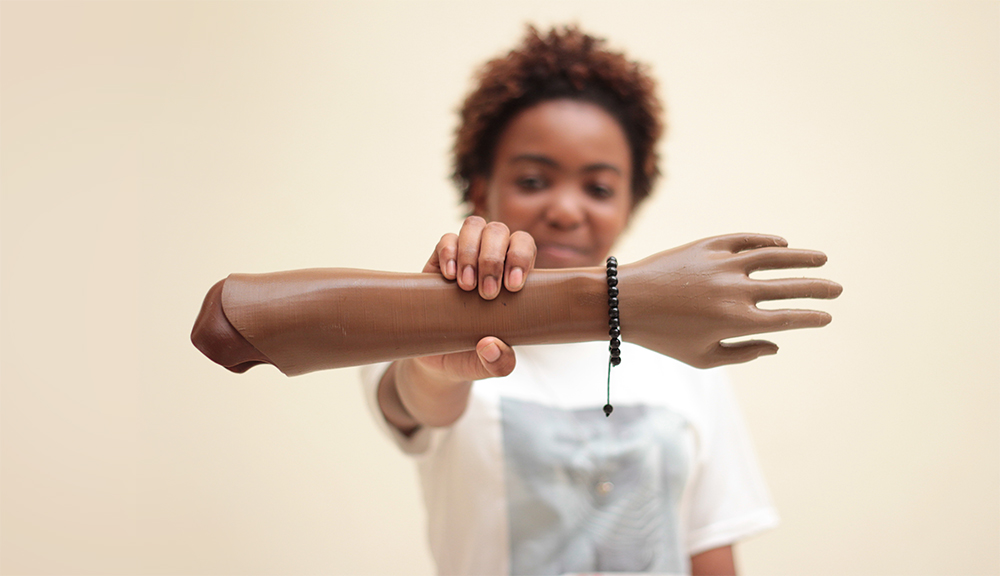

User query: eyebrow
[510,153,623,175]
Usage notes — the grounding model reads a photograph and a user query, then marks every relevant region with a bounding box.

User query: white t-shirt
[361,342,778,576]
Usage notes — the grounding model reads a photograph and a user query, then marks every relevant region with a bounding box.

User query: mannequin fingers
[226,360,269,373]
[708,340,779,367]
[504,231,536,292]
[708,233,788,252]
[475,337,517,379]
[754,278,843,302]
[456,216,487,291]
[478,222,511,300]
[756,307,834,332]
[735,247,828,274]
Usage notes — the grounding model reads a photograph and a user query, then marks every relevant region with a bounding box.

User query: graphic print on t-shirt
[501,399,691,575]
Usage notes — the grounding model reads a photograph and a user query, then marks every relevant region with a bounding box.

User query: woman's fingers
[456,216,487,291]
[478,222,511,299]
[753,278,843,302]
[439,217,535,298]
[735,247,828,273]
[424,233,460,276]
[504,231,536,292]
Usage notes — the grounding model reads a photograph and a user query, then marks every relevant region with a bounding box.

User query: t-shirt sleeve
[359,362,448,456]
[685,369,780,556]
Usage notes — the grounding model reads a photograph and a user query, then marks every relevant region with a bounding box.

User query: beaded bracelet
[604,256,620,417]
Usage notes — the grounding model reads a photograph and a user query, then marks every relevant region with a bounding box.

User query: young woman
[361,27,835,576]
[192,25,841,576]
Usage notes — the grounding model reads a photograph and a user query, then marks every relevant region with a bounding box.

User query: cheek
[492,192,541,228]
[595,203,631,241]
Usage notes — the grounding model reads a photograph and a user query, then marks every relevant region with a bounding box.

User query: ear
[468,177,489,218]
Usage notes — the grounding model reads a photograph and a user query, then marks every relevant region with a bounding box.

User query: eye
[587,183,615,199]
[517,175,547,191]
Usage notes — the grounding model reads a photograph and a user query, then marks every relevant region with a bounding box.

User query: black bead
[606,255,623,417]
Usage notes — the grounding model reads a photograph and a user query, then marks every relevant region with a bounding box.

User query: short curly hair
[452,25,665,207]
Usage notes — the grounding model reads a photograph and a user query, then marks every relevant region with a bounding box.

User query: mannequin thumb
[712,339,779,367]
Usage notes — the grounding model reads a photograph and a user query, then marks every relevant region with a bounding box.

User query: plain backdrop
[2,1,997,574]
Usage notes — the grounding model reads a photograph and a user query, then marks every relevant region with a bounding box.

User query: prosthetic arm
[191,234,842,375]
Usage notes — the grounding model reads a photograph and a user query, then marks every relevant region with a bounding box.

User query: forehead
[493,99,632,174]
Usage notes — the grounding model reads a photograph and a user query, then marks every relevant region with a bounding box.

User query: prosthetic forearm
[195,267,609,376]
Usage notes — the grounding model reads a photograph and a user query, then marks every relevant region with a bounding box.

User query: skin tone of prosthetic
[193,234,837,376]
[191,100,842,575]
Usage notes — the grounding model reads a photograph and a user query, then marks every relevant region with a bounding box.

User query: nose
[543,187,586,230]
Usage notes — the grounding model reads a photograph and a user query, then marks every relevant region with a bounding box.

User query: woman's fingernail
[483,276,498,298]
[481,342,501,363]
[508,267,524,289]
[462,265,475,288]
[446,260,456,278]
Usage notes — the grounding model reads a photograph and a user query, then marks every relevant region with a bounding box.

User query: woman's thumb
[476,337,517,378]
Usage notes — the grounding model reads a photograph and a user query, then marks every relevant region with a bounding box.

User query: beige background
[2,1,997,574]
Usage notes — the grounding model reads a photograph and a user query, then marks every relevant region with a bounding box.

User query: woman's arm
[192,233,842,376]
[691,545,736,576]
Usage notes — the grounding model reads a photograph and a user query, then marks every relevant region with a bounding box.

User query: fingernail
[508,267,524,289]
[481,342,501,363]
[446,260,456,278]
[462,265,475,288]
[483,276,498,298]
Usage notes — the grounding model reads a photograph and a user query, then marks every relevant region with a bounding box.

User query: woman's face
[471,99,634,269]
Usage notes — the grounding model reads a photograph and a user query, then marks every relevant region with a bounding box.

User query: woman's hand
[424,216,537,299]
[416,216,537,381]
[621,233,843,369]
[380,218,537,433]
